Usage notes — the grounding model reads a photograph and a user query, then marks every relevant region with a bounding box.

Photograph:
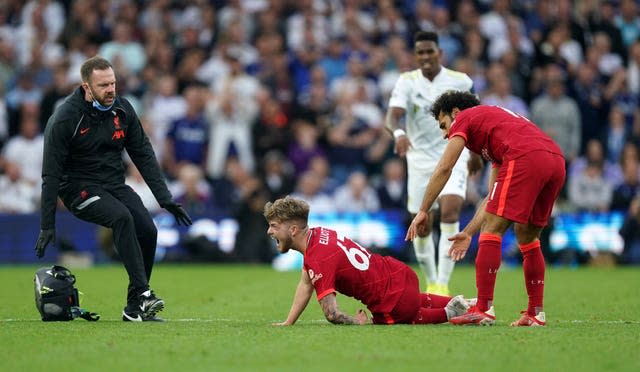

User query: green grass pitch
[1,263,639,371]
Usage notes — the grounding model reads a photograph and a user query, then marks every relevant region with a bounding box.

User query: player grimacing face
[267,220,294,254]
[84,67,116,107]
[414,40,441,79]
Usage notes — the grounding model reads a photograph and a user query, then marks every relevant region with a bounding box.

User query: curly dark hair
[430,91,480,119]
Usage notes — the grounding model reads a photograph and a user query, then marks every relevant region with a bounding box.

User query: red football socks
[520,241,545,316]
[413,308,448,324]
[475,233,502,312]
[419,293,452,308]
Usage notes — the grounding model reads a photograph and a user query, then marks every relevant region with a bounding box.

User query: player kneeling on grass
[264,196,472,325]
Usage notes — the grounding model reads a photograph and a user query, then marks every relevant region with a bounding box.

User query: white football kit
[388,67,473,213]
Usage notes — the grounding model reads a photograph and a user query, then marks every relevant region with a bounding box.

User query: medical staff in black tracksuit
[35,56,192,321]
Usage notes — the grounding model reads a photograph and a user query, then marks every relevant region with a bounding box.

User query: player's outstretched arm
[274,270,314,326]
[319,293,369,325]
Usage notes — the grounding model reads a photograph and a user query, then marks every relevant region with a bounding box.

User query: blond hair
[263,196,310,227]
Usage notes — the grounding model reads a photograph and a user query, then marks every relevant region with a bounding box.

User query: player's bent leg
[419,292,452,308]
[413,307,449,324]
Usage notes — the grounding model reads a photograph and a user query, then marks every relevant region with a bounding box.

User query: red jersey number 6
[336,234,372,271]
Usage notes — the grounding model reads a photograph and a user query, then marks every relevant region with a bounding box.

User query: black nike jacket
[40,86,172,229]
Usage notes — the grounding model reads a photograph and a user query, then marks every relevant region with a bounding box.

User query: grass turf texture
[1,264,638,371]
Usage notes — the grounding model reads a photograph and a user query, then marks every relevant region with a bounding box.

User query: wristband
[393,129,406,139]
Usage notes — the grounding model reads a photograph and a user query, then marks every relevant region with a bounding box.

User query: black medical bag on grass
[34,265,99,321]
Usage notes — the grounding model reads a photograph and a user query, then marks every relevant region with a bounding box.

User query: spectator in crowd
[611,150,640,212]
[605,105,630,164]
[0,161,37,214]
[287,119,327,178]
[0,102,43,188]
[317,36,349,86]
[326,91,379,184]
[5,70,43,136]
[39,63,74,131]
[291,170,334,215]
[145,74,187,163]
[162,84,209,180]
[619,195,640,264]
[375,158,407,211]
[307,155,339,195]
[259,150,296,200]
[591,32,624,79]
[481,62,529,117]
[568,157,614,213]
[569,63,607,153]
[530,65,581,164]
[205,51,260,179]
[171,163,212,217]
[210,156,261,215]
[627,40,640,96]
[569,138,623,189]
[252,91,291,159]
[233,188,275,264]
[586,0,626,59]
[333,171,380,213]
[615,0,640,49]
[98,21,146,75]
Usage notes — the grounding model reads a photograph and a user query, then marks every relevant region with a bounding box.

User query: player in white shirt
[385,31,481,295]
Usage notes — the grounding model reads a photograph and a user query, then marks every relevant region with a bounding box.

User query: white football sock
[437,222,459,285]
[413,234,436,286]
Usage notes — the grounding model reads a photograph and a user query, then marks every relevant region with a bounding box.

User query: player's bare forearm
[418,137,466,213]
[384,107,405,134]
[277,271,314,326]
[462,197,487,236]
[319,294,365,325]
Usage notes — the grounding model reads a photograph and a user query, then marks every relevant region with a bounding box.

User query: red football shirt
[304,227,409,314]
[449,105,563,164]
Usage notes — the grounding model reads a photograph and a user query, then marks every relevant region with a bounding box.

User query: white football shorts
[406,151,469,214]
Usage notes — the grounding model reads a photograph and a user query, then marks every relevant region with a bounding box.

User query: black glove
[35,229,55,258]
[162,201,193,226]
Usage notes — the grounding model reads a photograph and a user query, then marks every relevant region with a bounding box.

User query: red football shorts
[371,266,420,324]
[486,151,565,227]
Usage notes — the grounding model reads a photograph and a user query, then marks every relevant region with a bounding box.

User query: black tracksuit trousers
[61,183,157,307]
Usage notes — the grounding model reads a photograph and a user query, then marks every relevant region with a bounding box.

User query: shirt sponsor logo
[80,127,90,135]
[308,269,323,285]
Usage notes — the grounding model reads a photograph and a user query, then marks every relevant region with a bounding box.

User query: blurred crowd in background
[1,0,640,264]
